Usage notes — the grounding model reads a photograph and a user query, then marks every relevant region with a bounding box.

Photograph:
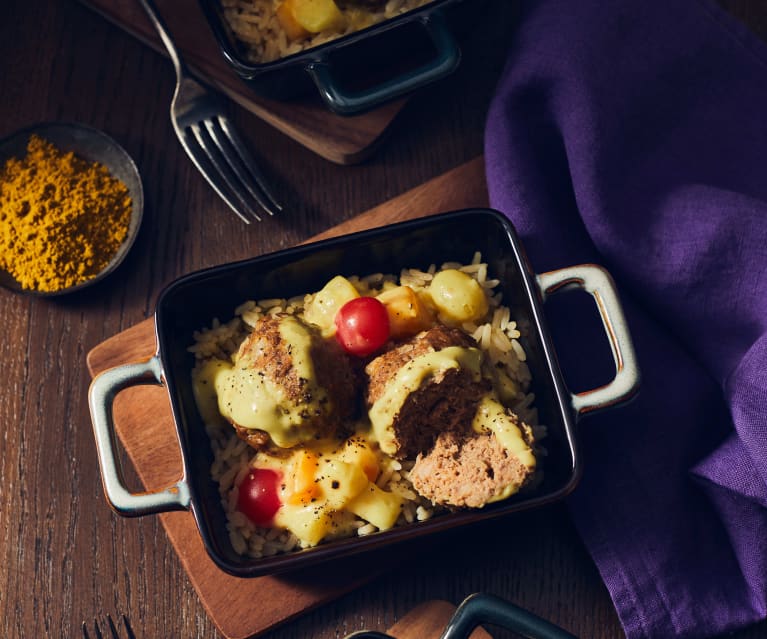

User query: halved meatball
[409,422,535,508]
[364,325,489,459]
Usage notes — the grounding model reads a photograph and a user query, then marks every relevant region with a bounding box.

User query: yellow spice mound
[0,134,132,292]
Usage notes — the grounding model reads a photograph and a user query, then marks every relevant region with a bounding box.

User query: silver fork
[82,614,136,639]
[137,0,282,223]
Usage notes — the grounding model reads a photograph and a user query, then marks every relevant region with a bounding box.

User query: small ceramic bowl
[0,122,143,297]
[89,209,639,578]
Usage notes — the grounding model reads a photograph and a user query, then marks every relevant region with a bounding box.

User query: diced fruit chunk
[276,1,310,40]
[278,0,345,36]
[285,504,334,546]
[285,449,321,506]
[319,459,369,509]
[347,483,403,531]
[338,437,380,483]
[376,285,434,339]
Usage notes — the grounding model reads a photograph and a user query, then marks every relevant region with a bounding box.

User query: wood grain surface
[2,2,767,639]
[77,0,408,165]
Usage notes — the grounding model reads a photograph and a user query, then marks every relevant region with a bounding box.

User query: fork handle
[136,0,186,79]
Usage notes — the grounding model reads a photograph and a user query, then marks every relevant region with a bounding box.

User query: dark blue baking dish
[197,0,469,115]
[88,209,639,578]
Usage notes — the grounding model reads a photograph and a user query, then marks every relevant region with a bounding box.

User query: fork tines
[82,614,135,639]
[137,0,281,225]
[184,114,282,224]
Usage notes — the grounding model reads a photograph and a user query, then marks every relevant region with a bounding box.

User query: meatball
[409,421,535,508]
[364,325,489,459]
[228,313,359,449]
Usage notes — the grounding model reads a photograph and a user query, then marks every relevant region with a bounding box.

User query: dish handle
[344,593,577,639]
[305,10,460,115]
[88,356,191,516]
[536,264,640,418]
[442,593,578,639]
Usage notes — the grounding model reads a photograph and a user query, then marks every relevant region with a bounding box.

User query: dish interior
[154,209,579,576]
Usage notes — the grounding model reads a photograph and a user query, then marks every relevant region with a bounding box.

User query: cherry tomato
[334,296,390,356]
[237,468,282,526]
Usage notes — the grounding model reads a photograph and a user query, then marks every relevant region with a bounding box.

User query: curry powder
[0,134,132,292]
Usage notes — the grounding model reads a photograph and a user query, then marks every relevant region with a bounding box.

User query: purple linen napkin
[484,1,767,638]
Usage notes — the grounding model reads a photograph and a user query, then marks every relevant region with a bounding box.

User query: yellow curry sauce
[201,316,331,448]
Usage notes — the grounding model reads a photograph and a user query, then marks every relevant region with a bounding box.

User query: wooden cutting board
[86,157,488,639]
[79,0,407,164]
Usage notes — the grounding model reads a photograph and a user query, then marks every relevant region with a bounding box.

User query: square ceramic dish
[88,209,639,577]
[198,0,469,114]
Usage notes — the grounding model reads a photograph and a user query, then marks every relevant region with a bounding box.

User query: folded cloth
[484,1,767,638]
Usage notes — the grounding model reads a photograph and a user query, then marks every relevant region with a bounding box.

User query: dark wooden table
[1,2,766,638]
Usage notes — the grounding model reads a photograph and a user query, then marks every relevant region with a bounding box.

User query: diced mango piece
[280,0,345,35]
[338,437,380,483]
[319,459,369,509]
[347,483,403,531]
[376,285,434,339]
[303,275,359,336]
[276,1,310,41]
[282,503,334,546]
[285,449,321,506]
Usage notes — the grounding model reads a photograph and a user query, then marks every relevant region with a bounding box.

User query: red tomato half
[334,296,390,357]
[237,468,282,526]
